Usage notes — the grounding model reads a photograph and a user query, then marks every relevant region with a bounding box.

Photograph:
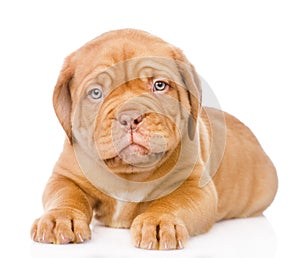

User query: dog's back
[202,107,278,220]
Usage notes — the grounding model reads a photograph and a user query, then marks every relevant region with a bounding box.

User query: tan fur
[31,29,278,249]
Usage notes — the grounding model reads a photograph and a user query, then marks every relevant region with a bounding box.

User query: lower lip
[122,144,149,155]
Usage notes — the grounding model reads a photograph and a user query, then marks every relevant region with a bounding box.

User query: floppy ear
[52,56,74,144]
[175,55,202,141]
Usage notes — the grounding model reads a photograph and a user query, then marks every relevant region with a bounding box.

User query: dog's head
[53,29,201,179]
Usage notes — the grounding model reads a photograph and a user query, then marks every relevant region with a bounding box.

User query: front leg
[31,175,93,244]
[131,180,218,250]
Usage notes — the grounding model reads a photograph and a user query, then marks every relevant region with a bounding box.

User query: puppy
[31,29,278,250]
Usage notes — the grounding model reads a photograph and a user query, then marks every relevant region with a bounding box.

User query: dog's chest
[110,201,131,227]
[94,199,149,228]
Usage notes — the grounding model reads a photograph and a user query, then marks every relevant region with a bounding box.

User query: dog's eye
[89,88,103,100]
[153,81,169,92]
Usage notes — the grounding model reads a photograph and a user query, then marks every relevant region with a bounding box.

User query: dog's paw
[130,212,189,250]
[31,209,91,244]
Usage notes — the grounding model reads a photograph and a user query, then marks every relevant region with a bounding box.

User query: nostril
[118,112,144,130]
[133,115,144,125]
[120,118,128,127]
[118,114,130,127]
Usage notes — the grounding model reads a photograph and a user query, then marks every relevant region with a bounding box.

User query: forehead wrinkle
[127,58,179,82]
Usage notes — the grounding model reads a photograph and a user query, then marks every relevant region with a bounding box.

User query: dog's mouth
[120,143,149,157]
[104,142,166,169]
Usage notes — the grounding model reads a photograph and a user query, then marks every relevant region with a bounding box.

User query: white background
[0,0,299,257]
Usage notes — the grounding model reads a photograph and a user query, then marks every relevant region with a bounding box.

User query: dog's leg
[130,180,218,250]
[31,175,93,244]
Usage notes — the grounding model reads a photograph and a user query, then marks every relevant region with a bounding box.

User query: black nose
[117,111,144,130]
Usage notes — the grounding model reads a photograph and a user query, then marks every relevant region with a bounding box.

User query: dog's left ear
[173,50,202,140]
[52,54,74,144]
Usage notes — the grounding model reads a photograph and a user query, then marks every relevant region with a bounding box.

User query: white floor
[30,216,276,258]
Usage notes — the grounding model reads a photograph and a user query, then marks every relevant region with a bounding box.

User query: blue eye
[89,88,103,100]
[153,81,168,92]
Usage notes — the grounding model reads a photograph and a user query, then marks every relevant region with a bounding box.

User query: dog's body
[31,29,277,250]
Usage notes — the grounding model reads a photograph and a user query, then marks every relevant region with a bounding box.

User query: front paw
[130,212,189,250]
[31,208,91,244]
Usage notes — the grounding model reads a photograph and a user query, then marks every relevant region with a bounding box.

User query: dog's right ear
[52,55,74,144]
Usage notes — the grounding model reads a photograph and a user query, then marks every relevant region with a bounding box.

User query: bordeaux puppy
[31,29,278,250]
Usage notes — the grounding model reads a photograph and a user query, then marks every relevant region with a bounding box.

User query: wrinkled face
[53,30,201,179]
[73,58,192,175]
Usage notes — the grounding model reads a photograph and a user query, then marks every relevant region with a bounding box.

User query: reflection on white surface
[31,216,276,258]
